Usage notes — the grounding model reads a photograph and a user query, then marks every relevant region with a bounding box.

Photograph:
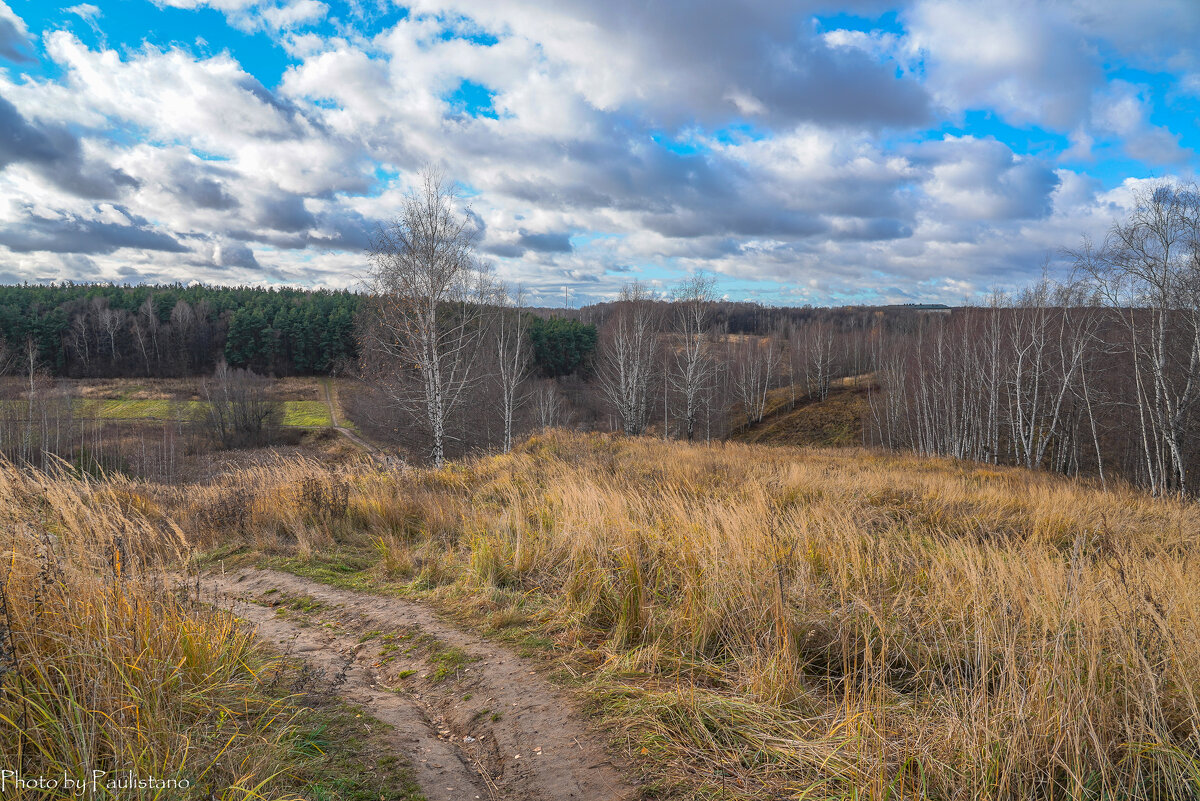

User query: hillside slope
[166,432,1200,800]
[4,432,1197,799]
[731,378,871,447]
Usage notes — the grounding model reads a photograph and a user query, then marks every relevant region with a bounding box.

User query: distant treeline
[0,282,641,382]
[0,283,360,377]
[574,299,917,337]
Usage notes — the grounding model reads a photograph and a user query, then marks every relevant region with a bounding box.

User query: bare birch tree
[1076,181,1200,494]
[493,285,530,452]
[98,304,122,363]
[68,313,91,372]
[1006,279,1085,470]
[795,319,835,400]
[598,282,658,436]
[732,334,777,427]
[669,275,716,440]
[533,380,567,431]
[364,167,492,467]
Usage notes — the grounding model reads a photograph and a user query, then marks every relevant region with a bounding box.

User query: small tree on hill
[670,275,717,440]
[363,166,492,467]
[493,285,530,453]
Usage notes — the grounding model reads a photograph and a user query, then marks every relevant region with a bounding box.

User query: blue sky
[0,0,1197,305]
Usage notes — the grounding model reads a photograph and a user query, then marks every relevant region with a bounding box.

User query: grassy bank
[166,432,1200,800]
[0,462,410,799]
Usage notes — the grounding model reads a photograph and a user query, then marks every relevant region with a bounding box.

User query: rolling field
[3,431,1198,799]
[1,378,337,428]
[175,432,1197,799]
[732,379,871,448]
[8,397,335,427]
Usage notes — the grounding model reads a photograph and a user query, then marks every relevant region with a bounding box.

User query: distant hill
[730,376,871,448]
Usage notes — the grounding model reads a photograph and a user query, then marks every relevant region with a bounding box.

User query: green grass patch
[76,398,203,420]
[280,401,333,428]
[287,595,324,613]
[289,700,423,801]
[429,646,474,683]
[262,553,379,590]
[62,398,331,428]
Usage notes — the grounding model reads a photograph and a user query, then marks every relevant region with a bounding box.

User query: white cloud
[901,0,1100,130]
[920,136,1060,222]
[1093,81,1193,167]
[151,0,257,11]
[0,1,1194,302]
[65,3,102,21]
[0,0,32,61]
[397,0,932,130]
[260,0,328,30]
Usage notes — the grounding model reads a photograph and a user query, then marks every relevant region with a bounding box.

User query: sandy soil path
[204,568,639,801]
[321,379,380,453]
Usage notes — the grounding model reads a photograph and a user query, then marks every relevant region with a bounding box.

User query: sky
[0,0,1197,306]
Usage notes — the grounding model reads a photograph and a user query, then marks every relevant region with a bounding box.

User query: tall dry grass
[169,432,1200,799]
[0,462,302,799]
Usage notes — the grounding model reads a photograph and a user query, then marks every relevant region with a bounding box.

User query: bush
[199,362,282,448]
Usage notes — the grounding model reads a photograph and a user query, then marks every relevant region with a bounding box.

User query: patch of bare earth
[204,568,640,801]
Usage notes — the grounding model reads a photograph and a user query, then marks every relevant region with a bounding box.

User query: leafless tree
[98,304,123,363]
[1075,181,1200,494]
[363,166,492,467]
[139,295,161,368]
[866,321,906,449]
[979,290,1007,463]
[533,379,567,431]
[21,336,39,402]
[732,334,777,427]
[68,313,91,371]
[669,275,717,440]
[1005,278,1093,470]
[201,362,281,449]
[598,282,658,436]
[493,285,531,452]
[169,300,197,372]
[130,314,152,376]
[806,320,836,400]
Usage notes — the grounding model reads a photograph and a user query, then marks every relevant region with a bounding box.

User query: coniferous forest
[0,283,360,377]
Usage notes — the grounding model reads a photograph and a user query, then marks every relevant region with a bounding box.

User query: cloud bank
[0,0,1196,303]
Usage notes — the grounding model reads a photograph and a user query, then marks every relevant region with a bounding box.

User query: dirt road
[205,569,638,801]
[321,379,381,454]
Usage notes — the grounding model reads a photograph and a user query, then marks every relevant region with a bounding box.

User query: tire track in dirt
[205,568,638,801]
[321,379,380,454]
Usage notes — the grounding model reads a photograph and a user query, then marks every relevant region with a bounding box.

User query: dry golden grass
[0,462,308,799]
[733,382,870,448]
[166,432,1200,800]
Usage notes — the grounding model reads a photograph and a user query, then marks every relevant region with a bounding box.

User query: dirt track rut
[204,569,638,801]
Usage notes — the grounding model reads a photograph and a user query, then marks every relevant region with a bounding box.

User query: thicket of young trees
[587,283,876,442]
[870,182,1200,496]
[0,283,359,377]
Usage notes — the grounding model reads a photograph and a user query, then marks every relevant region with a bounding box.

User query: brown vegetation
[0,462,302,798]
[156,432,1200,800]
[733,380,870,448]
